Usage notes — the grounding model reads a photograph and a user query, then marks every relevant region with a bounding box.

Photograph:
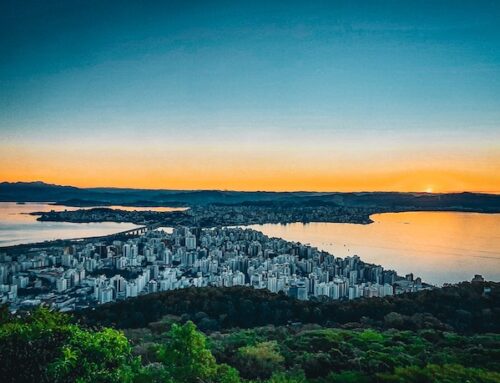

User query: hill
[1,181,499,212]
[78,282,500,334]
[2,282,499,383]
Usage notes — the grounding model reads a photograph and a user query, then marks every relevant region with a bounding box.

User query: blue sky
[1,1,499,191]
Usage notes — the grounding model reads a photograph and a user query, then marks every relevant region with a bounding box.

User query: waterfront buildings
[0,227,428,312]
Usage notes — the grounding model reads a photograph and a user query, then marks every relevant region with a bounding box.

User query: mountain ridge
[1,181,499,212]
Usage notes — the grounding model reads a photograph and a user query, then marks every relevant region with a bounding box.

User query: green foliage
[0,307,140,383]
[235,341,285,379]
[79,282,500,334]
[215,363,242,383]
[0,310,240,383]
[48,326,140,382]
[358,329,385,343]
[2,283,500,383]
[157,321,218,382]
[133,363,174,383]
[208,325,500,382]
[0,307,71,382]
[326,371,371,383]
[156,321,240,383]
[267,370,307,383]
[377,363,500,383]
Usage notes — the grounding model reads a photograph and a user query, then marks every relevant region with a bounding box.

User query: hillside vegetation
[2,305,500,383]
[79,282,500,333]
[1,282,499,382]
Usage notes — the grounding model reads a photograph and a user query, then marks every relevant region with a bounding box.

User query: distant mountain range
[0,181,316,206]
[1,181,500,212]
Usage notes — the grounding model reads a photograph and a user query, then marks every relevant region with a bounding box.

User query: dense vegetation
[0,307,140,382]
[3,306,499,383]
[127,321,500,382]
[80,282,500,333]
[212,326,500,381]
[0,307,238,383]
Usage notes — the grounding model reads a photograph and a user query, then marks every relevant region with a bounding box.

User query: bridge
[113,222,164,237]
[63,222,165,243]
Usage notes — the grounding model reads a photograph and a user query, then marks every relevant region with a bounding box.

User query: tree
[377,364,500,383]
[156,321,240,383]
[49,327,140,383]
[327,371,370,383]
[267,371,307,383]
[234,341,284,379]
[0,307,70,382]
[0,307,140,383]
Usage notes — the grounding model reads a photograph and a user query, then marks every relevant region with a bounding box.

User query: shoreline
[29,206,500,226]
[3,208,499,252]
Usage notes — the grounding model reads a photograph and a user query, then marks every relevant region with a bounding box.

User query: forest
[79,282,499,333]
[1,305,500,383]
[1,281,499,382]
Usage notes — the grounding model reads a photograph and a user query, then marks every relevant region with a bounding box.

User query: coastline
[29,205,500,227]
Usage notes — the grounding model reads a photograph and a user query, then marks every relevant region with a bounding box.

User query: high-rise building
[185,234,197,250]
[56,278,67,292]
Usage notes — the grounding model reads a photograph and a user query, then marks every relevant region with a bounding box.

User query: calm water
[0,202,184,247]
[248,212,500,286]
[2,205,499,285]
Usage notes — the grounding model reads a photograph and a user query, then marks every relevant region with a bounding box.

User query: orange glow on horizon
[1,141,499,193]
[2,166,499,193]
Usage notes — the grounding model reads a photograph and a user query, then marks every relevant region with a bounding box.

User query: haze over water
[248,212,500,286]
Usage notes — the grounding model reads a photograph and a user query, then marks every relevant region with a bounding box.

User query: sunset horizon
[2,178,500,195]
[2,1,499,194]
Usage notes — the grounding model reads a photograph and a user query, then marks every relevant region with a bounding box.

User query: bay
[0,202,183,247]
[247,212,500,285]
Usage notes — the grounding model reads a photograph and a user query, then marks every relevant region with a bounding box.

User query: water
[247,212,500,286]
[2,204,499,285]
[0,202,184,247]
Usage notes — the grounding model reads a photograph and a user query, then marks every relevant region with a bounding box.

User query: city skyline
[1,1,500,193]
[0,225,426,312]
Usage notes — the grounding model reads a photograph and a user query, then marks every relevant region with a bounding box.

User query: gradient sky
[1,0,499,192]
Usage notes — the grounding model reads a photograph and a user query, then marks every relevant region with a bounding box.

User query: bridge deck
[62,222,164,242]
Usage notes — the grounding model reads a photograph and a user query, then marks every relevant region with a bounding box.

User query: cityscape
[31,203,376,226]
[1,226,427,312]
[1,1,499,382]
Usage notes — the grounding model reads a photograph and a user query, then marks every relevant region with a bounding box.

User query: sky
[1,0,499,192]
